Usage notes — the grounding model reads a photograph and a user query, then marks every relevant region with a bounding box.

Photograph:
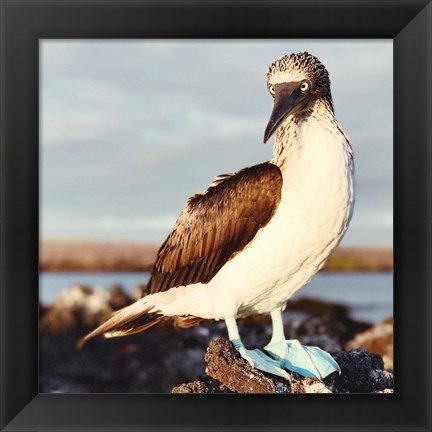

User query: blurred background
[39,40,393,393]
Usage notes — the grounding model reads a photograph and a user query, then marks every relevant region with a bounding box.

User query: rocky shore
[39,284,393,394]
[173,338,393,394]
[40,240,393,272]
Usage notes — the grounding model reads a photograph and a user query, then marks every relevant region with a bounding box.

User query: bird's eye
[269,85,275,96]
[300,81,310,93]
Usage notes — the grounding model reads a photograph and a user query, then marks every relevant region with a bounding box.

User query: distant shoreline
[40,239,393,273]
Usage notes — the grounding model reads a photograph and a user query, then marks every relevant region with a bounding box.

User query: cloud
[42,213,178,240]
[100,215,177,232]
[41,40,393,246]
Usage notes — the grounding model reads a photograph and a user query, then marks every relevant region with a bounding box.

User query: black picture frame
[1,0,431,431]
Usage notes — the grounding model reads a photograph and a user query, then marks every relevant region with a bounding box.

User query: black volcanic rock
[325,349,393,393]
[39,285,392,394]
[174,339,393,394]
[346,317,394,370]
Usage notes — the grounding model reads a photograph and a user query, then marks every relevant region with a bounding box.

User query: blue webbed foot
[225,316,292,380]
[264,339,340,380]
[237,346,292,381]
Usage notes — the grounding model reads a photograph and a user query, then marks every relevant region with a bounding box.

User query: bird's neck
[271,98,351,170]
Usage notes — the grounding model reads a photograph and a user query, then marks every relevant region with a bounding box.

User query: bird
[82,52,354,380]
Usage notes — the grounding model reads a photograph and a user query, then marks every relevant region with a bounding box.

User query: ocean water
[39,272,393,324]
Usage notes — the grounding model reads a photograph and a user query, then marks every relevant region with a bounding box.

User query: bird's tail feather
[78,294,164,348]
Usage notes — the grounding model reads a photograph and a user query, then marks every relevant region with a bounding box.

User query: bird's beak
[264,83,306,143]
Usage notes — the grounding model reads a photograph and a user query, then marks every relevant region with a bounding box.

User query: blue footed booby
[83,52,354,380]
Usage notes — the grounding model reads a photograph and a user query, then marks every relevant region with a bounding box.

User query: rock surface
[327,349,393,393]
[40,240,393,272]
[39,284,393,394]
[204,338,287,393]
[172,338,393,394]
[40,285,132,335]
[346,316,393,370]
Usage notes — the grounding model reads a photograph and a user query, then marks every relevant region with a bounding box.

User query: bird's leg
[224,317,291,380]
[264,309,341,380]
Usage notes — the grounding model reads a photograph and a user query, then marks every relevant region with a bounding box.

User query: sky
[40,40,393,247]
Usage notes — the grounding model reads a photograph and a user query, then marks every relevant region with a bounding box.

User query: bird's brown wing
[80,162,282,345]
[147,162,283,295]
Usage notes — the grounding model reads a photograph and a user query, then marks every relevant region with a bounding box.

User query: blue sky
[41,40,392,246]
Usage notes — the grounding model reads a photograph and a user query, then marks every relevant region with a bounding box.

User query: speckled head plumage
[267,52,333,108]
[263,52,334,142]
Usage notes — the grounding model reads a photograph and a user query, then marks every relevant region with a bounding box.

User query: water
[39,271,393,324]
[293,272,393,323]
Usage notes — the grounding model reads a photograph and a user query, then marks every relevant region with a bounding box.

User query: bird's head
[264,52,333,143]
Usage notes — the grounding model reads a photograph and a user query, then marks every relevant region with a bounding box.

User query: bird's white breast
[206,113,354,318]
[154,111,354,321]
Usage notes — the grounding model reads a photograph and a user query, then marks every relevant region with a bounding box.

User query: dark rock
[108,284,132,310]
[289,376,332,394]
[172,379,226,394]
[204,337,285,393]
[40,285,131,335]
[285,298,372,346]
[346,317,393,370]
[236,298,371,353]
[39,287,386,394]
[325,349,393,393]
[174,339,393,394]
[175,337,324,394]
[39,375,89,393]
[202,338,333,394]
[162,347,207,386]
